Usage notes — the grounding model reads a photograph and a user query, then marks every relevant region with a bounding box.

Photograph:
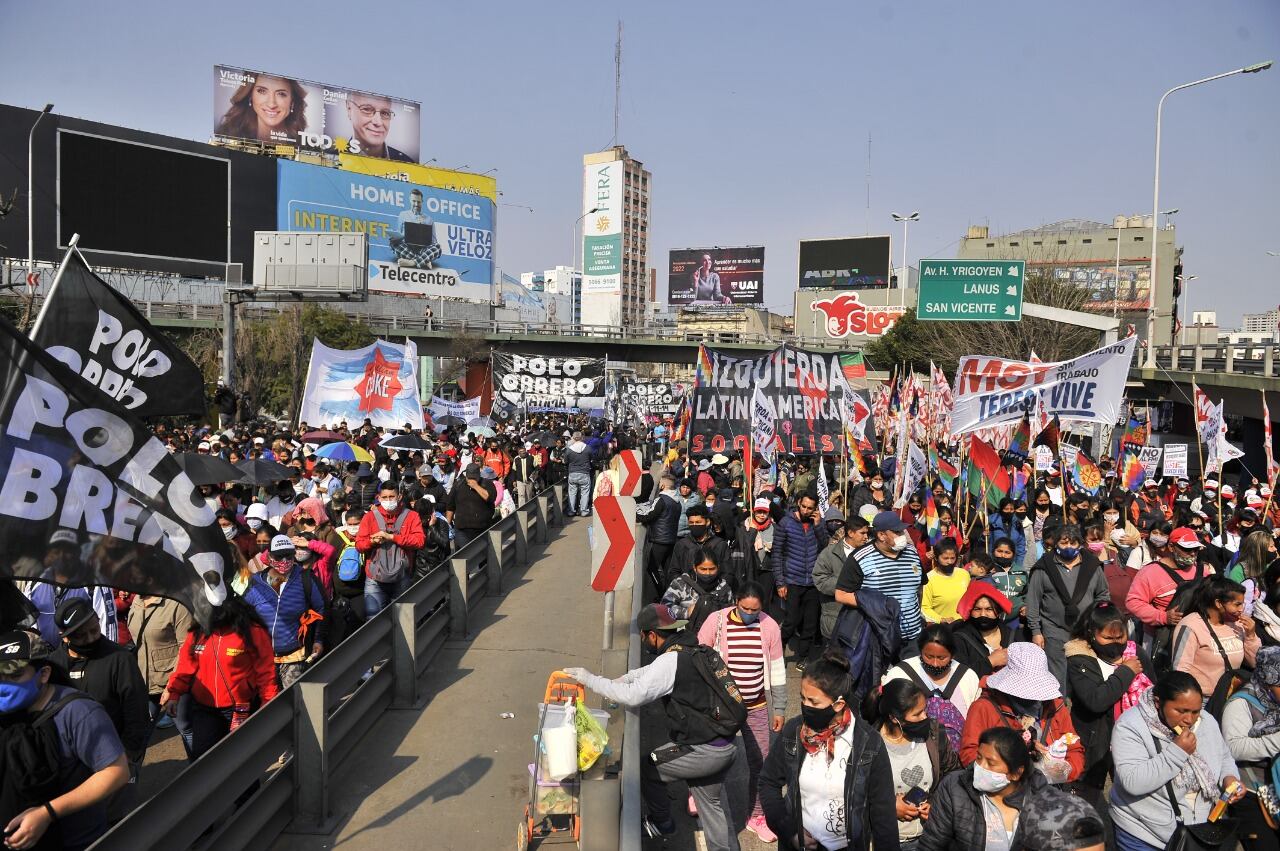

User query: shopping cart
[517,671,584,850]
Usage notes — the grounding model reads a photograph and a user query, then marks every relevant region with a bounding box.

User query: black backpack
[0,691,93,851]
[665,643,748,743]
[1151,562,1211,679]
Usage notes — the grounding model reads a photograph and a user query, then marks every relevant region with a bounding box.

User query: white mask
[972,762,1011,794]
[891,533,910,552]
[344,524,360,535]
[1149,534,1169,547]
[221,525,236,540]
[1104,512,1120,524]
[246,518,264,532]
[380,499,399,512]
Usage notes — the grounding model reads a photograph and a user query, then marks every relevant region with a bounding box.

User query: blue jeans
[1114,826,1162,851]
[364,573,409,618]
[567,472,591,514]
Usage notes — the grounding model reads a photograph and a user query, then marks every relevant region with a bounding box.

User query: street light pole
[1177,274,1197,346]
[27,103,53,297]
[891,212,919,308]
[1145,61,1272,366]
[572,207,600,323]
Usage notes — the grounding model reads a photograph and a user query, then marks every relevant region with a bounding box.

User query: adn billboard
[276,160,493,299]
[798,235,892,290]
[668,247,764,306]
[214,65,421,162]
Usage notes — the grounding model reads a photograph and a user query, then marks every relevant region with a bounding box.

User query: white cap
[246,503,269,523]
[197,441,211,451]
[253,437,265,445]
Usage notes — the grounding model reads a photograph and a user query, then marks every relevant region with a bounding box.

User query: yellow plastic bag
[574,696,608,771]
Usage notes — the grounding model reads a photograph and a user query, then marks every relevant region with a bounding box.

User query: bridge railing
[91,483,566,851]
[1150,343,1278,378]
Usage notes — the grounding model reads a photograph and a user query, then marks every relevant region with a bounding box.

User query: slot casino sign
[691,345,849,456]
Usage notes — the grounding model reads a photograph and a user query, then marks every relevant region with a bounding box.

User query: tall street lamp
[572,207,600,318]
[1145,61,1272,366]
[1177,274,1198,345]
[891,211,919,307]
[28,103,53,295]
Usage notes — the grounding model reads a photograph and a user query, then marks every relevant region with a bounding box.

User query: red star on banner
[796,368,827,432]
[354,347,403,414]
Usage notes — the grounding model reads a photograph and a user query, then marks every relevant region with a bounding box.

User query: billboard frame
[797,234,893,290]
[667,245,766,307]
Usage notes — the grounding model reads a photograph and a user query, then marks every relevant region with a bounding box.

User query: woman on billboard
[217,74,309,144]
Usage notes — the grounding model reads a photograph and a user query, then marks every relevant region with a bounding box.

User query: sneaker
[747,815,777,842]
[643,816,676,837]
[154,714,175,729]
[795,659,807,673]
[687,794,698,816]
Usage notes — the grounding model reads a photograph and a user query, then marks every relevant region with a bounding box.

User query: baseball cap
[481,466,498,481]
[48,530,79,549]
[1204,480,1218,491]
[871,511,908,533]
[55,598,96,636]
[417,464,434,478]
[636,603,687,633]
[0,630,54,676]
[1222,485,1235,498]
[197,441,211,451]
[269,534,295,557]
[253,436,265,445]
[1247,495,1265,509]
[752,498,771,511]
[1169,527,1203,550]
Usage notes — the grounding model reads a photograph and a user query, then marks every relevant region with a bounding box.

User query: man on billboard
[344,92,415,162]
[691,254,731,305]
[390,189,443,269]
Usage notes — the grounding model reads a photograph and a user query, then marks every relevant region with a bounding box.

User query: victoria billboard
[668,247,765,306]
[214,65,421,163]
[798,235,892,289]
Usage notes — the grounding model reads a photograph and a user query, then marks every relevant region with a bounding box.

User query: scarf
[1114,640,1155,720]
[800,706,852,762]
[1136,688,1219,800]
[1246,647,1280,737]
[1253,601,1280,646]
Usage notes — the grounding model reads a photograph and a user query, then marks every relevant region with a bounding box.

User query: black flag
[31,251,207,416]
[0,313,227,627]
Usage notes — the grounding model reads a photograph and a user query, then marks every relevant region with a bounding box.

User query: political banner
[668,247,765,306]
[31,252,207,417]
[1162,444,1188,479]
[751,385,777,462]
[1139,446,1163,479]
[0,314,228,627]
[690,345,850,456]
[1034,445,1055,472]
[298,338,424,430]
[214,65,421,162]
[492,353,606,411]
[428,395,481,422]
[902,442,928,500]
[950,336,1137,436]
[277,159,494,299]
[618,380,686,417]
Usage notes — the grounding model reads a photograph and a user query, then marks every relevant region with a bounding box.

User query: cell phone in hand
[904,786,928,806]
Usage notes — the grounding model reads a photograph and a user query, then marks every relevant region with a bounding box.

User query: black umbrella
[435,415,467,430]
[525,430,558,446]
[235,458,292,485]
[173,453,246,486]
[379,433,434,451]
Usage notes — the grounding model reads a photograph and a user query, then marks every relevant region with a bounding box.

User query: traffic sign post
[591,495,637,650]
[611,449,643,496]
[917,259,1025,322]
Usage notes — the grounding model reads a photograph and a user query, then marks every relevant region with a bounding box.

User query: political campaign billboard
[277,160,493,299]
[214,65,421,162]
[668,247,765,306]
[798,235,892,289]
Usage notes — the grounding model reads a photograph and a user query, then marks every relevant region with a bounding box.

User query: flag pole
[27,232,78,337]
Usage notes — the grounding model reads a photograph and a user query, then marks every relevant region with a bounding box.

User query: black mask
[993,555,1014,569]
[934,560,956,575]
[1091,640,1125,663]
[921,661,951,679]
[695,572,719,590]
[690,526,710,541]
[900,717,933,743]
[970,615,1000,632]
[801,702,838,731]
[1006,695,1041,718]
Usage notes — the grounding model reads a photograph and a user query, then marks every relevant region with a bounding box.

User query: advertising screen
[668,247,764,306]
[277,160,493,299]
[1042,261,1152,311]
[214,65,421,163]
[798,236,892,289]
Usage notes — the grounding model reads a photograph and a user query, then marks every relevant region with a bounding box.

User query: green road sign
[917,259,1025,322]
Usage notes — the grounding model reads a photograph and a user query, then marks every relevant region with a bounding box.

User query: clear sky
[2,0,1277,325]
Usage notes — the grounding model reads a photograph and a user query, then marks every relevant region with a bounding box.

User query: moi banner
[277,160,494,299]
[298,338,424,430]
[668,247,764,306]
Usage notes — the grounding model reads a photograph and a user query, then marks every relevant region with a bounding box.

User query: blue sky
[3,0,1277,325]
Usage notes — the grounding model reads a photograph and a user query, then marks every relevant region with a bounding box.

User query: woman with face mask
[240,535,329,690]
[862,679,960,849]
[1126,525,1212,652]
[1028,487,1062,555]
[758,650,900,851]
[697,581,787,842]
[661,550,735,632]
[917,725,1049,850]
[951,581,1015,678]
[1110,672,1244,850]
[1221,646,1280,847]
[1125,518,1174,574]
[849,468,893,519]
[883,624,981,751]
[216,508,257,563]
[1025,524,1112,689]
[987,499,1028,566]
[1171,575,1260,709]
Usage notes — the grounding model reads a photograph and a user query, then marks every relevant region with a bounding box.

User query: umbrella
[379,433,434,451]
[302,430,346,444]
[466,416,494,429]
[173,453,245,486]
[235,458,292,485]
[525,430,558,446]
[435,415,467,430]
[314,442,374,464]
[467,425,496,438]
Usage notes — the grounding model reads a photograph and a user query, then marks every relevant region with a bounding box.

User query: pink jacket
[1126,560,1215,630]
[697,606,788,717]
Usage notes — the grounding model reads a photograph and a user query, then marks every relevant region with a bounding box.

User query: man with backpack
[564,604,745,851]
[0,630,129,850]
[1026,524,1111,689]
[1127,526,1216,661]
[356,484,426,618]
[332,509,370,625]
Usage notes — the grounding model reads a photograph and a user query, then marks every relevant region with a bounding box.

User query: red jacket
[481,449,511,479]
[166,623,278,709]
[958,687,1084,782]
[355,504,426,556]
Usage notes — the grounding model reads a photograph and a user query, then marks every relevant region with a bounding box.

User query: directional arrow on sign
[591,495,636,592]
[613,449,643,496]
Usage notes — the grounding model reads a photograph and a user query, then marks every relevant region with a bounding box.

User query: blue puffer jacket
[243,567,328,656]
[771,513,829,587]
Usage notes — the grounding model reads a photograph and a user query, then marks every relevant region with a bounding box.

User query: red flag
[1264,391,1279,485]
[969,436,1011,499]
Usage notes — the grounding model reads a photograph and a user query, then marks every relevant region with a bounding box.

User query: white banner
[429,395,481,422]
[951,336,1137,435]
[1163,444,1188,478]
[901,441,928,501]
[1034,445,1055,471]
[751,384,776,462]
[298,338,424,430]
[1139,446,1163,478]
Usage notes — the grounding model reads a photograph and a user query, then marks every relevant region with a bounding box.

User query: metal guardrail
[618,523,646,851]
[1150,343,1278,378]
[91,483,566,850]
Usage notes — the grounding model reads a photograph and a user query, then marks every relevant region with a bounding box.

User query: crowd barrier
[90,483,566,850]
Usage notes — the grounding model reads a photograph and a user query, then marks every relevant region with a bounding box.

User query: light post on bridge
[891,211,919,308]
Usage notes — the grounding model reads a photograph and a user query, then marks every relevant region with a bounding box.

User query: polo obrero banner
[491,353,605,413]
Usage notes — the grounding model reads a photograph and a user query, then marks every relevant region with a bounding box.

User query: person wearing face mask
[1172,576,1260,714]
[814,517,872,642]
[1127,525,1214,653]
[261,479,301,530]
[862,678,960,849]
[988,499,1028,566]
[359,483,428,617]
[216,508,257,564]
[850,469,893,519]
[668,505,730,586]
[563,604,745,849]
[951,582,1016,678]
[244,502,270,537]
[1222,646,1280,848]
[331,511,369,624]
[1129,479,1166,529]
[920,541,970,626]
[759,649,900,851]
[740,498,778,614]
[1025,524,1111,689]
[241,536,329,689]
[0,630,130,851]
[1125,518,1172,573]
[662,551,735,631]
[697,582,787,841]
[987,537,1029,632]
[1110,671,1245,850]
[843,512,925,657]
[917,725,1050,850]
[1217,508,1263,556]
[883,624,981,751]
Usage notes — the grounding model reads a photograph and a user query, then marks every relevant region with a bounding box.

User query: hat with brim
[871,511,908,533]
[711,453,729,466]
[0,630,53,676]
[697,460,711,471]
[636,603,687,633]
[956,581,1013,619]
[986,642,1061,701]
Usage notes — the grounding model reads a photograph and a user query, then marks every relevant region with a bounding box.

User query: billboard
[668,247,764,306]
[338,154,498,202]
[1042,261,1152,311]
[798,235,892,289]
[214,65,421,163]
[277,160,493,299]
[582,160,623,295]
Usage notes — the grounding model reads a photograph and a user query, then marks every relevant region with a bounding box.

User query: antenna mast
[613,20,622,146]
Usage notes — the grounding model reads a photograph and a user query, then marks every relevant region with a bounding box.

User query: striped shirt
[722,614,767,708]
[852,541,924,639]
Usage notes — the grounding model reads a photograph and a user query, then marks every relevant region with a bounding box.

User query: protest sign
[298,339,424,430]
[492,353,605,411]
[1162,444,1188,479]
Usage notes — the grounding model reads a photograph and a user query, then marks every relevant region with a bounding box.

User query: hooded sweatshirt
[564,440,593,475]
